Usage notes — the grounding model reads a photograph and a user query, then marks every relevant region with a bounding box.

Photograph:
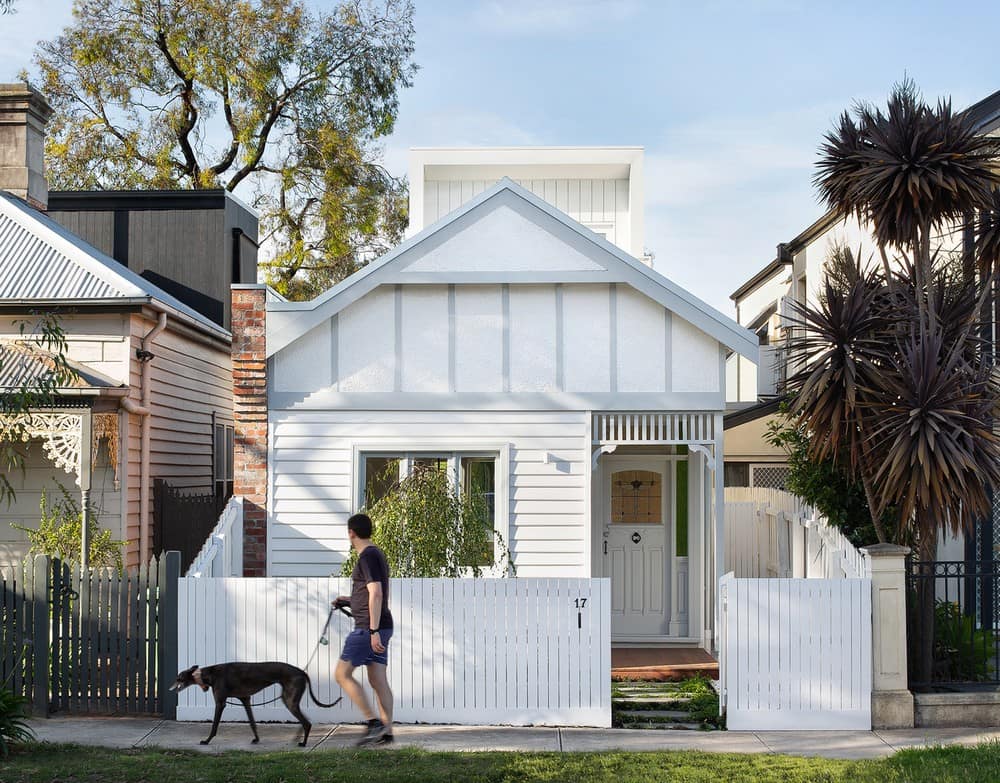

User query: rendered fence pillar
[232,284,268,576]
[862,543,914,728]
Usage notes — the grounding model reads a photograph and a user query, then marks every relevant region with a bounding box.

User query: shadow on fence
[0,551,180,718]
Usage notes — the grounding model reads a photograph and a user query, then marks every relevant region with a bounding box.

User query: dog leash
[225,603,353,708]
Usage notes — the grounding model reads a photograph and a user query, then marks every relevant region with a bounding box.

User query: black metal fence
[907,559,999,690]
[153,478,227,572]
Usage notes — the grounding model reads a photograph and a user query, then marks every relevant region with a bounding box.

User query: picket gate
[176,577,611,727]
[0,553,181,717]
[719,573,872,730]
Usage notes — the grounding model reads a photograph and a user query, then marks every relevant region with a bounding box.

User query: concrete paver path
[24,717,1000,759]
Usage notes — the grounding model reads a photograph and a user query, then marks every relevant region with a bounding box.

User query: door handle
[603,540,607,555]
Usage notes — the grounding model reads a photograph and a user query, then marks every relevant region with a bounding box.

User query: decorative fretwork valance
[0,410,120,487]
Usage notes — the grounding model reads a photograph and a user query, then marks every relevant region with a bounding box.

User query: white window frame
[351,441,511,573]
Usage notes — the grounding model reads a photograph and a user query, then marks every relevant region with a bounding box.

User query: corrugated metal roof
[0,192,230,339]
[0,210,124,299]
[0,341,123,391]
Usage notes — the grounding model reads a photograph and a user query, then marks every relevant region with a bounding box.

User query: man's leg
[334,658,375,720]
[366,662,393,727]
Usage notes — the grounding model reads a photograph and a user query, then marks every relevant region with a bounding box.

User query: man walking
[334,513,394,746]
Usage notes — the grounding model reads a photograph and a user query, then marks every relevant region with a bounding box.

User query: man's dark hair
[347,513,373,538]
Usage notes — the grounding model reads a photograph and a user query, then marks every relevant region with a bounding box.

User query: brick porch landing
[611,647,718,681]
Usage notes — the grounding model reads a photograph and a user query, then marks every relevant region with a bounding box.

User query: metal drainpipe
[135,312,167,563]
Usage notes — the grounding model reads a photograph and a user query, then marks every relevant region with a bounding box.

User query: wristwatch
[369,628,380,635]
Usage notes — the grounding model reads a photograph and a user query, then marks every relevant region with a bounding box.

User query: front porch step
[611,647,718,682]
[613,695,692,707]
[617,710,705,730]
[611,678,722,731]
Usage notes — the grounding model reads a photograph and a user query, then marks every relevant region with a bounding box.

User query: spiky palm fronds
[815,79,1000,253]
[783,259,891,474]
[867,322,1000,537]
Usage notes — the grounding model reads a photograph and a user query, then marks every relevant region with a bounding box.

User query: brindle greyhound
[170,662,342,746]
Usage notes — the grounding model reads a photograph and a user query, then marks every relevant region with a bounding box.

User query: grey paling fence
[0,561,44,708]
[0,552,180,717]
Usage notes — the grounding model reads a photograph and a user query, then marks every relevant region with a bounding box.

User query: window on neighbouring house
[213,420,235,500]
[724,462,750,488]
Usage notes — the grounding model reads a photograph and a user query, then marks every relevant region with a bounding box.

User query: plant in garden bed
[926,600,996,683]
[342,464,513,578]
[0,686,33,757]
[612,676,724,730]
[13,484,125,570]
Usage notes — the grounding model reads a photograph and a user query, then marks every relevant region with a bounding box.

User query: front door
[603,458,670,637]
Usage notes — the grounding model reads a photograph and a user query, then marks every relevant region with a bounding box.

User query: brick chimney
[232,285,268,576]
[0,83,52,210]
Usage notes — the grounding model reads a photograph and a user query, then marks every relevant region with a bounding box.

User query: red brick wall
[232,286,267,576]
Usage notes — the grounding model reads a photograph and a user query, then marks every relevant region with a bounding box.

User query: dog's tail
[306,674,343,708]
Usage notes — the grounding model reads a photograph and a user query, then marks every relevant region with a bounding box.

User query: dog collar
[193,667,209,692]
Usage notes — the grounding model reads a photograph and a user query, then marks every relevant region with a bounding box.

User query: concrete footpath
[25,717,1000,760]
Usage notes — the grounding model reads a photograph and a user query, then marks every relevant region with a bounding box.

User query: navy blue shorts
[340,628,392,667]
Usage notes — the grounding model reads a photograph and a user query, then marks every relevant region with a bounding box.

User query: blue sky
[3,0,998,314]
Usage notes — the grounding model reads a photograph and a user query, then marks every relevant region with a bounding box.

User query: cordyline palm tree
[783,80,1000,683]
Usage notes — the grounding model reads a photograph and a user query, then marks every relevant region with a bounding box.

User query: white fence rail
[186,496,243,578]
[724,487,869,580]
[719,573,872,730]
[176,577,611,727]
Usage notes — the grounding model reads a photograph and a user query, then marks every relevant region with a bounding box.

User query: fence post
[158,551,181,719]
[30,555,50,718]
[861,543,914,728]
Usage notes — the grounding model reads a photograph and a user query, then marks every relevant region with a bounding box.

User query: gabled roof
[0,192,229,339]
[0,341,125,394]
[268,178,758,362]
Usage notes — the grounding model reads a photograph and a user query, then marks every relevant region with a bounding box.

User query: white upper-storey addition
[408,146,646,260]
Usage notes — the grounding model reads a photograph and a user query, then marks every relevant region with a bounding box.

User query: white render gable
[267,179,756,366]
[400,200,605,274]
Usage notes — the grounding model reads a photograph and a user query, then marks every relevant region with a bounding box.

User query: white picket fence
[724,487,869,580]
[176,577,611,727]
[186,496,243,578]
[718,574,872,730]
[720,488,872,730]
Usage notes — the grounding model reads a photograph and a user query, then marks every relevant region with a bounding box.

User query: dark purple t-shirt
[350,545,393,631]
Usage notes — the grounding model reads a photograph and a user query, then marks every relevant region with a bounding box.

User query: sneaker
[356,719,387,746]
[374,733,394,746]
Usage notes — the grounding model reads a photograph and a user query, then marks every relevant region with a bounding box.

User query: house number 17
[574,597,587,629]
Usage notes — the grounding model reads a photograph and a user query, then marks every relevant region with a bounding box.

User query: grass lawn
[3,742,1000,783]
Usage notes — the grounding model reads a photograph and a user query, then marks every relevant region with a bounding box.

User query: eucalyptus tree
[33,0,416,299]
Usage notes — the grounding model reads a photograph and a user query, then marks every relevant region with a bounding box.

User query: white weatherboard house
[251,148,757,651]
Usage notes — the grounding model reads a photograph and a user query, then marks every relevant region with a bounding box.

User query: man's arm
[367,581,385,652]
